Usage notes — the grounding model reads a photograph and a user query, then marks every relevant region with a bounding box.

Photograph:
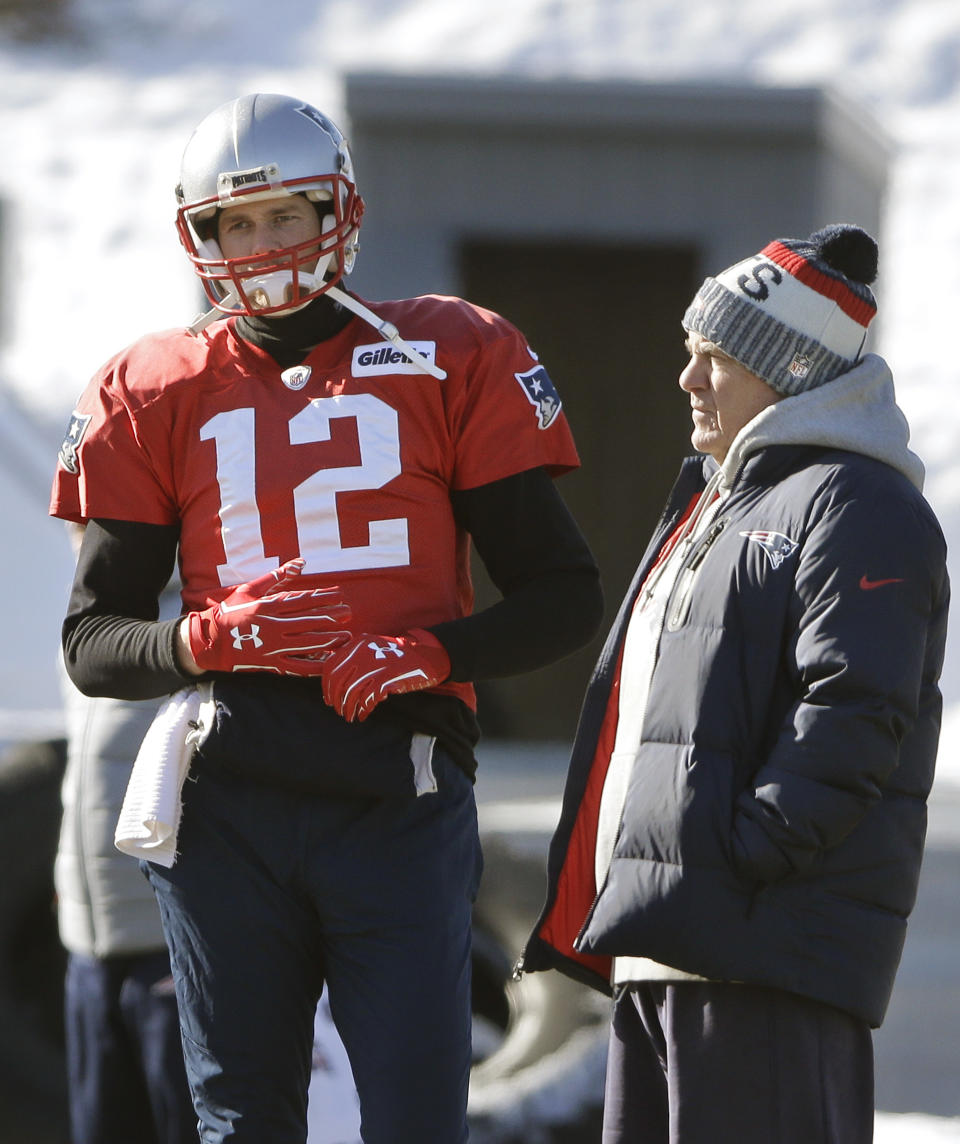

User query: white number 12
[201,393,410,585]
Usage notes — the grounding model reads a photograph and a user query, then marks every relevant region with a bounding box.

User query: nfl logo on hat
[788,353,813,380]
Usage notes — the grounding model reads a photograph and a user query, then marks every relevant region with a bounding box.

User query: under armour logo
[231,624,264,649]
[369,640,403,659]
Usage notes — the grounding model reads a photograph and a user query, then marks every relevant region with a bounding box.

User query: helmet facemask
[176,175,364,318]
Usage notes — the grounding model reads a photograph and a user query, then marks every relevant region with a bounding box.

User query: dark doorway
[460,238,700,740]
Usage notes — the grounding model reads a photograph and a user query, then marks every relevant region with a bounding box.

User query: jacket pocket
[618,742,735,870]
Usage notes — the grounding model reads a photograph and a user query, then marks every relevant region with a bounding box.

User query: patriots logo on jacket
[514,365,562,429]
[740,530,798,569]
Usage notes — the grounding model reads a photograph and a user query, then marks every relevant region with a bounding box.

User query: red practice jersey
[51,294,581,709]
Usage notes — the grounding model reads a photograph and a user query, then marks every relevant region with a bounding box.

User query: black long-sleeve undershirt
[62,466,603,701]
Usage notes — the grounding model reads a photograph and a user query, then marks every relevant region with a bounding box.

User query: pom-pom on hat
[682,224,879,396]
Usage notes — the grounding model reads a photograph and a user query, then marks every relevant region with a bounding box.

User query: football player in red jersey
[51,93,602,1143]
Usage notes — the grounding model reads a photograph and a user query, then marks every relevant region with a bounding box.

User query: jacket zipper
[517,488,729,982]
[666,517,726,630]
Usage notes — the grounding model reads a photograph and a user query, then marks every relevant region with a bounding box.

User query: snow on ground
[875,1114,960,1143]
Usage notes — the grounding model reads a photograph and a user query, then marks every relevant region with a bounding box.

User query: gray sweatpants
[602,981,874,1144]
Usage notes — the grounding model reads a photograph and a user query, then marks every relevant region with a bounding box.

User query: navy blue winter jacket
[521,355,948,1027]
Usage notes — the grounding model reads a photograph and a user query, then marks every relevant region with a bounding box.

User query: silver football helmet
[175,93,364,317]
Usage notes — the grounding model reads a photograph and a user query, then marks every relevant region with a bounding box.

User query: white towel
[115,683,214,868]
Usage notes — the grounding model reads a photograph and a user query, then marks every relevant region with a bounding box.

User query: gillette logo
[352,341,438,376]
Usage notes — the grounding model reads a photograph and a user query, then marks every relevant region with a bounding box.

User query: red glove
[187,558,352,675]
[320,628,451,723]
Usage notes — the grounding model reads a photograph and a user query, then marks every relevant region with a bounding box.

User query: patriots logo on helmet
[58,411,92,475]
[514,365,562,430]
[739,530,798,569]
[294,103,341,149]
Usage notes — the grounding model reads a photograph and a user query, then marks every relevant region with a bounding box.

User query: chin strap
[187,283,447,382]
[187,291,239,336]
[326,286,447,380]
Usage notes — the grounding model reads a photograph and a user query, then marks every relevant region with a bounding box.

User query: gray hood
[719,353,924,492]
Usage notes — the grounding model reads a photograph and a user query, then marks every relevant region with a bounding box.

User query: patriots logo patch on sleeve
[739,530,799,569]
[514,365,562,430]
[58,411,92,475]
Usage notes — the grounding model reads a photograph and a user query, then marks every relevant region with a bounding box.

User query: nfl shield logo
[281,365,312,391]
[788,353,813,380]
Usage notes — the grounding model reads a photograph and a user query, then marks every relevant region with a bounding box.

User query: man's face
[217,194,323,264]
[678,332,783,463]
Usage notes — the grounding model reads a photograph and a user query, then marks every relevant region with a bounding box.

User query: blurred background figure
[56,523,196,1144]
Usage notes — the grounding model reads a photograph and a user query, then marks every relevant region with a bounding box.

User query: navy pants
[603,981,874,1144]
[64,949,197,1144]
[145,748,481,1144]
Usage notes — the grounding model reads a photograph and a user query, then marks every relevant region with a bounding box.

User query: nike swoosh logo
[859,575,905,591]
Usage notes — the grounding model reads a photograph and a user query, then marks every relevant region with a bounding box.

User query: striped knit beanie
[682,224,879,396]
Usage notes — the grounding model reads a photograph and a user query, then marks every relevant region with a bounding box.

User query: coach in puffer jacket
[520,225,949,1144]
